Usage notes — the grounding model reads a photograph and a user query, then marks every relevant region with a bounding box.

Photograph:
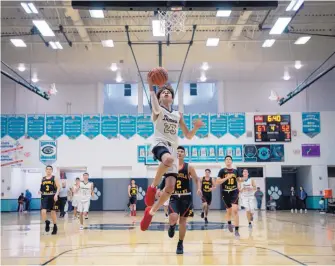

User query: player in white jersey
[141,76,204,231]
[75,173,93,230]
[71,177,80,219]
[239,169,256,229]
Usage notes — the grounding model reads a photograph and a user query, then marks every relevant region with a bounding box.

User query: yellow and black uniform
[129,185,138,204]
[40,176,59,211]
[201,177,213,205]
[217,168,239,208]
[168,163,194,217]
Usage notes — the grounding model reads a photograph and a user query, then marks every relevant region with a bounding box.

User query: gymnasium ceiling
[1,1,335,84]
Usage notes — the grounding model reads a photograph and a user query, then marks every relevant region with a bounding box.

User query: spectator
[290,186,297,213]
[254,187,264,210]
[267,196,277,211]
[299,186,308,213]
[18,193,25,212]
[58,181,68,217]
[25,189,32,212]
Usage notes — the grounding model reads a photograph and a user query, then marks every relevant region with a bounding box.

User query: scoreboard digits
[254,115,291,142]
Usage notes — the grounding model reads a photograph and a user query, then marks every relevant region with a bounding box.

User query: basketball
[148,67,168,87]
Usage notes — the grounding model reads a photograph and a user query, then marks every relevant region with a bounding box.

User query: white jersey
[240,178,255,198]
[153,107,180,147]
[72,184,80,199]
[79,181,92,202]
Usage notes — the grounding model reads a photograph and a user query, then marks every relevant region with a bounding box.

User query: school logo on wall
[39,141,57,165]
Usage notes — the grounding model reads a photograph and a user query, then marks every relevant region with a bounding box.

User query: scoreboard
[254,115,291,142]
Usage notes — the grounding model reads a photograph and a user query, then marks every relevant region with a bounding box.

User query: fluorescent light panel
[293,0,304,11]
[49,41,57,49]
[33,20,55,37]
[262,39,276,47]
[31,76,39,83]
[110,63,118,72]
[206,38,220,47]
[101,40,114,47]
[89,10,104,18]
[295,60,303,69]
[152,20,165,37]
[269,17,292,35]
[18,64,26,72]
[216,10,232,17]
[28,3,38,13]
[21,3,32,13]
[294,36,311,45]
[55,42,63,49]
[10,39,27,47]
[201,62,209,71]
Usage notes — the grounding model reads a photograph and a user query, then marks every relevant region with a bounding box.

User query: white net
[158,10,186,35]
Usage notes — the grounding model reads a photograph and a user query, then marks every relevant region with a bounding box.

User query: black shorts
[41,195,59,211]
[152,145,170,162]
[201,192,212,205]
[129,196,137,205]
[222,189,239,209]
[168,195,193,218]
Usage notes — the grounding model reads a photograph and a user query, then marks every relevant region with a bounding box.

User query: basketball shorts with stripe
[152,141,178,176]
[168,195,193,217]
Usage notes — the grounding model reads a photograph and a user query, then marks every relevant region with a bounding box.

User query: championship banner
[1,140,24,167]
[137,114,154,139]
[83,114,101,139]
[217,145,243,162]
[46,115,64,140]
[64,115,82,139]
[101,115,118,139]
[302,112,320,138]
[210,113,227,138]
[40,140,57,165]
[137,145,146,163]
[227,113,246,138]
[190,145,216,163]
[1,115,8,138]
[119,115,137,139]
[27,115,45,140]
[244,144,284,162]
[7,115,26,140]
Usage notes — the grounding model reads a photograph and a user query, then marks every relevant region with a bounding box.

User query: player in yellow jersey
[128,179,138,222]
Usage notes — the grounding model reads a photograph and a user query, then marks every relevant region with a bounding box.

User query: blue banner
[184,145,190,162]
[192,114,209,138]
[64,115,82,139]
[302,112,320,138]
[137,114,154,139]
[227,113,246,138]
[101,115,118,139]
[178,114,191,138]
[243,144,284,162]
[119,115,136,139]
[137,145,146,163]
[217,145,243,162]
[27,115,45,140]
[190,145,217,163]
[83,115,101,139]
[46,115,64,140]
[1,115,7,138]
[7,115,26,140]
[210,114,227,138]
[40,140,57,165]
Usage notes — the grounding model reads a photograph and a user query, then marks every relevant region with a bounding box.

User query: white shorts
[72,197,79,207]
[241,197,255,212]
[163,199,170,207]
[152,141,178,175]
[77,201,90,213]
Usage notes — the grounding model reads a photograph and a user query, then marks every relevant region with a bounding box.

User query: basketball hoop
[158,10,186,35]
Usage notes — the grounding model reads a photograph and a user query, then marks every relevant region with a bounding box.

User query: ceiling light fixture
[110,63,118,72]
[27,3,38,13]
[206,38,220,47]
[294,36,311,45]
[269,17,292,35]
[55,42,63,49]
[295,60,303,69]
[116,73,122,83]
[18,64,26,72]
[262,39,276,47]
[293,0,304,11]
[33,20,55,37]
[101,40,114,47]
[200,73,207,82]
[31,76,39,83]
[201,62,209,71]
[216,10,232,17]
[21,3,32,13]
[10,39,27,47]
[89,10,104,18]
[283,71,291,81]
[49,41,57,49]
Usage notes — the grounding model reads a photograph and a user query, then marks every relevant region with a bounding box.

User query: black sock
[249,222,251,225]
[178,239,183,244]
[170,223,176,228]
[228,221,232,225]
[235,226,239,231]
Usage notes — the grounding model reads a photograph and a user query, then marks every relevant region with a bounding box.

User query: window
[183,83,217,113]
[104,84,138,114]
[190,83,197,96]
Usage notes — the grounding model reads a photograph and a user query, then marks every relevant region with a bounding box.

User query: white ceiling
[1,1,335,84]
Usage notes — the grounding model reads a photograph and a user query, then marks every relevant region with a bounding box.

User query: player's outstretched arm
[179,114,204,139]
[148,77,161,117]
[189,165,202,197]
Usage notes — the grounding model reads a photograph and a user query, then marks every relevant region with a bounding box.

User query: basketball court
[1,1,335,265]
